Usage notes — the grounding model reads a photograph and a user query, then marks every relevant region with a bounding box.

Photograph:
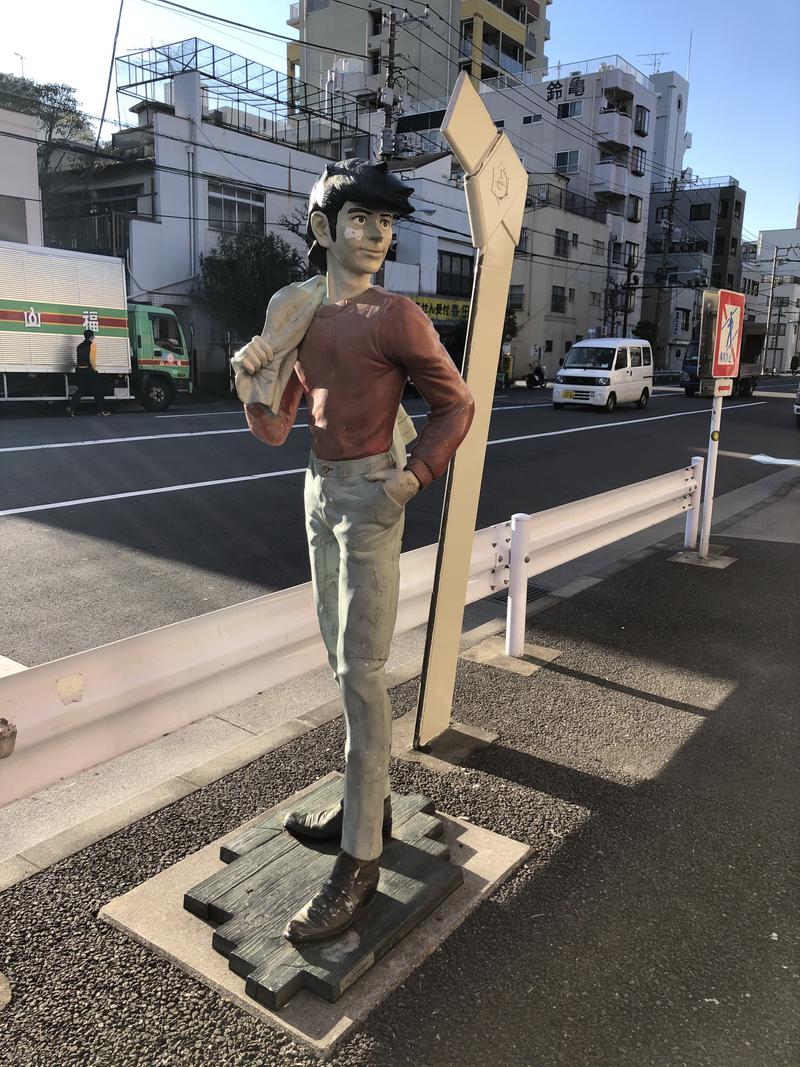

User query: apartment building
[743,226,800,372]
[0,108,43,245]
[288,0,551,109]
[642,176,745,369]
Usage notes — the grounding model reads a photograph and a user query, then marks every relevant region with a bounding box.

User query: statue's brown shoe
[283,851,380,943]
[283,796,392,842]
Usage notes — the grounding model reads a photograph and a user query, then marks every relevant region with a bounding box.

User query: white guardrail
[0,458,703,807]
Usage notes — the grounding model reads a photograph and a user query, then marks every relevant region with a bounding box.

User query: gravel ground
[1,538,798,1067]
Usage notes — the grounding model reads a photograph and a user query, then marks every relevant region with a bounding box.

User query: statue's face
[313,200,394,277]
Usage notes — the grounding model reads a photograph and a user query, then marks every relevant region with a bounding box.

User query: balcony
[287,3,300,27]
[596,108,631,149]
[593,159,628,198]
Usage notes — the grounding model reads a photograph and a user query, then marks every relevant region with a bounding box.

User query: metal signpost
[413,73,527,748]
[697,288,746,559]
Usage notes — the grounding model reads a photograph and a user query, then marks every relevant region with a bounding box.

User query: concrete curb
[2,465,798,895]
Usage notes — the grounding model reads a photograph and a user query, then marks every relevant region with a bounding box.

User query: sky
[2,0,798,238]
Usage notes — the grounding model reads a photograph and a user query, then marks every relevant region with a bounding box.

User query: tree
[503,308,519,342]
[0,73,94,171]
[633,319,658,348]
[193,229,309,342]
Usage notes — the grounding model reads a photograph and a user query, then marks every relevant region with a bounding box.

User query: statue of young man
[233,159,474,942]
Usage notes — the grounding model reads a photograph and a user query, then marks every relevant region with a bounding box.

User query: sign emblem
[83,310,100,332]
[711,289,746,378]
[491,165,509,202]
[24,306,41,328]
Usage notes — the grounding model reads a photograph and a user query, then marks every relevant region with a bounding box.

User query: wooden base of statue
[183,777,463,1009]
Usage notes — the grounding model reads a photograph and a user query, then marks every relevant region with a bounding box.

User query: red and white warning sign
[712,289,746,378]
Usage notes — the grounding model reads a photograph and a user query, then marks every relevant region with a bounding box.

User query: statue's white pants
[304,451,405,861]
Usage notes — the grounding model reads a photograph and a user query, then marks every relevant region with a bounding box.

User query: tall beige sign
[415,73,527,747]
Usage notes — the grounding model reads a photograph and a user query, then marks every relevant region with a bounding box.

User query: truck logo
[24,306,41,328]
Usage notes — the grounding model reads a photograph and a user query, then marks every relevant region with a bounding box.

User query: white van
[552,338,654,412]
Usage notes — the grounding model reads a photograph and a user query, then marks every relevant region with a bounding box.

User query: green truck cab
[127,303,192,411]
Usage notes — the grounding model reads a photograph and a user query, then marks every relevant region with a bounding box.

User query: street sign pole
[698,394,723,559]
[696,288,745,559]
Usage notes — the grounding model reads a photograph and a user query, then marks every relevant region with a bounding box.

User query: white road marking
[0,654,27,677]
[0,403,557,452]
[751,453,800,467]
[0,468,307,518]
[0,402,767,517]
[487,402,766,447]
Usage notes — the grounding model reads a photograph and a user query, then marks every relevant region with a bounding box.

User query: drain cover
[492,581,551,604]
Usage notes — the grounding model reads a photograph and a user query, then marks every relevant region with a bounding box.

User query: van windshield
[563,346,615,370]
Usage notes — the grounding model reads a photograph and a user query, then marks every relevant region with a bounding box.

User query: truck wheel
[684,388,696,397]
[605,392,617,413]
[739,379,754,398]
[636,388,649,410]
[553,402,564,410]
[142,376,174,412]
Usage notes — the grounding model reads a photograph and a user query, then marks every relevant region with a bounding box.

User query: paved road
[1,387,798,666]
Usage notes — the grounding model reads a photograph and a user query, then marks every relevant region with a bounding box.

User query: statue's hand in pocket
[366,468,420,507]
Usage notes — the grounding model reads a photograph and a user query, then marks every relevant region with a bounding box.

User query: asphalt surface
[1,383,798,666]
[1,525,797,1066]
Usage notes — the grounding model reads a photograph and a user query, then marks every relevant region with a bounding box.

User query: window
[627,194,642,223]
[554,228,569,258]
[630,146,646,176]
[568,288,575,302]
[208,182,265,233]
[594,239,605,255]
[689,202,711,221]
[643,348,652,366]
[753,282,759,297]
[734,200,742,219]
[494,120,505,129]
[571,233,579,248]
[437,251,474,296]
[149,314,183,353]
[370,8,383,35]
[544,339,553,352]
[557,100,583,119]
[591,291,601,306]
[554,150,579,175]
[719,199,729,219]
[614,349,628,370]
[714,235,726,255]
[634,105,650,136]
[508,284,524,310]
[624,289,635,312]
[655,205,670,223]
[630,346,643,367]
[551,285,566,313]
[727,272,734,286]
[369,50,381,75]
[624,240,639,265]
[523,113,542,125]
[678,308,690,331]
[731,237,738,255]
[611,241,622,264]
[517,226,531,252]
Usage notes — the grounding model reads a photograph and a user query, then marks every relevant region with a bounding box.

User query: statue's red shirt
[244,286,474,489]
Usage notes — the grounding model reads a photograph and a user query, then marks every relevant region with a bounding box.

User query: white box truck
[0,241,191,411]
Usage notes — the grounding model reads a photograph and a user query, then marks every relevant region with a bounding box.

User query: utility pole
[377,8,429,160]
[379,9,398,160]
[603,237,614,335]
[652,175,678,368]
[763,245,779,372]
[622,255,635,336]
[771,301,785,372]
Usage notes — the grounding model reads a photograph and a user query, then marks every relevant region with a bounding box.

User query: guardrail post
[505,513,532,657]
[684,455,705,550]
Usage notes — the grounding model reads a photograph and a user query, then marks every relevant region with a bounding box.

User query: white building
[0,109,43,245]
[744,227,800,371]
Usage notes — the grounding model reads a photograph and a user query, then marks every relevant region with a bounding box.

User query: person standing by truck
[67,329,110,416]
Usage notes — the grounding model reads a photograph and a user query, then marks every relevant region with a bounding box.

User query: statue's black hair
[306,158,415,273]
